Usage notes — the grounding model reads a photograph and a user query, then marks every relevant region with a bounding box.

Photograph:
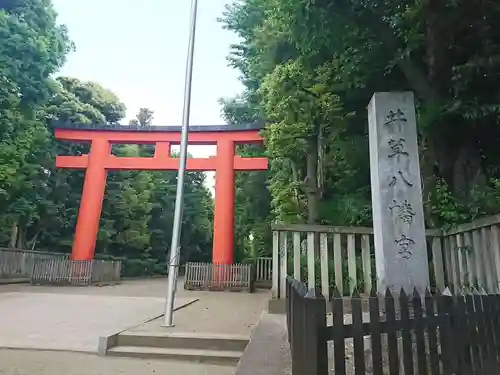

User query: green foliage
[429,179,470,229]
[221,0,500,241]
[430,177,500,231]
[47,77,126,124]
[0,0,72,109]
[0,1,214,276]
[5,0,500,277]
[287,253,375,296]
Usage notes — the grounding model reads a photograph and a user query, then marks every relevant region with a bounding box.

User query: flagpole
[163,0,199,327]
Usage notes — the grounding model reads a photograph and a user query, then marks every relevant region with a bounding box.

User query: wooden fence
[256,257,272,284]
[440,214,500,294]
[184,262,253,292]
[31,258,121,285]
[0,248,69,280]
[286,277,500,375]
[272,214,500,299]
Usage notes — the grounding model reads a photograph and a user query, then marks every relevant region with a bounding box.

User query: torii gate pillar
[53,123,268,265]
[213,139,236,264]
[72,137,109,261]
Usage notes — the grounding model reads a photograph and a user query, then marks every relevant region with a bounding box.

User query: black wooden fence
[286,277,500,375]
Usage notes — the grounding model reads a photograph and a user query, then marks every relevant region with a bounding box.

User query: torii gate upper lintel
[53,122,268,265]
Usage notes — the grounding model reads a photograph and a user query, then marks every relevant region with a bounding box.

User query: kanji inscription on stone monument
[388,138,409,161]
[389,170,413,187]
[384,108,407,133]
[389,199,416,225]
[368,92,429,294]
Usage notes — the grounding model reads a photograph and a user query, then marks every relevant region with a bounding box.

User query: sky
[52,0,244,190]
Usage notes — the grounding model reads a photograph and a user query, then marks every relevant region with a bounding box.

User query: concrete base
[106,332,249,365]
[0,278,29,285]
[255,281,272,290]
[107,346,242,365]
[115,331,249,351]
[97,297,199,356]
[98,335,118,356]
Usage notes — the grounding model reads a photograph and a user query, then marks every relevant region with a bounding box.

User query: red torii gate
[54,123,268,264]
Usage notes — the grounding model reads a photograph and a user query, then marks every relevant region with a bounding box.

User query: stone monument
[368,92,429,294]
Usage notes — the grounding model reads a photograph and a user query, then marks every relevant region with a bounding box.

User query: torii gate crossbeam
[53,122,268,265]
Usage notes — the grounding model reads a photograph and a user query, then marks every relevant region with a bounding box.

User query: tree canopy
[0,0,214,276]
[220,0,500,257]
[3,0,500,270]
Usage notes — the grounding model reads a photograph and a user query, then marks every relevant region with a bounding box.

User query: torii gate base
[54,123,268,265]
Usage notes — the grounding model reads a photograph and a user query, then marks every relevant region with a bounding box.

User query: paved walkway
[0,291,196,352]
[127,288,270,336]
[0,278,270,337]
[0,350,234,375]
[0,278,178,298]
[0,278,271,375]
[235,313,291,375]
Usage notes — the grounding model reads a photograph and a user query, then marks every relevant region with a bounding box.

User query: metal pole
[163,0,199,327]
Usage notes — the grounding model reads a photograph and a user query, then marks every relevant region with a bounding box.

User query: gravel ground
[0,349,235,375]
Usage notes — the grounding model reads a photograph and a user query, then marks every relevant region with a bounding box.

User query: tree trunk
[433,127,486,198]
[306,135,320,259]
[16,225,26,249]
[317,130,325,199]
[9,222,18,248]
[419,135,438,227]
[424,0,448,96]
[30,231,40,251]
[290,160,301,205]
[306,136,319,224]
[452,141,486,197]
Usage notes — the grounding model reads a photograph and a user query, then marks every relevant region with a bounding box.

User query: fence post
[272,231,279,298]
[437,292,456,375]
[292,279,304,375]
[286,277,291,343]
[294,280,307,375]
[304,288,328,375]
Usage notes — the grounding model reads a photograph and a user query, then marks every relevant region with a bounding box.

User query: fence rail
[184,262,253,292]
[31,258,121,285]
[272,214,500,299]
[286,277,500,375]
[0,248,69,280]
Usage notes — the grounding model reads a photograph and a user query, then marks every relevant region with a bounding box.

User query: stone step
[116,331,249,352]
[107,345,242,365]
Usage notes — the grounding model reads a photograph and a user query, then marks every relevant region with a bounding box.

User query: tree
[49,77,126,124]
[129,108,154,127]
[24,78,128,252]
[220,0,372,230]
[129,107,155,156]
[0,0,73,247]
[0,0,214,276]
[0,0,72,110]
[221,0,500,231]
